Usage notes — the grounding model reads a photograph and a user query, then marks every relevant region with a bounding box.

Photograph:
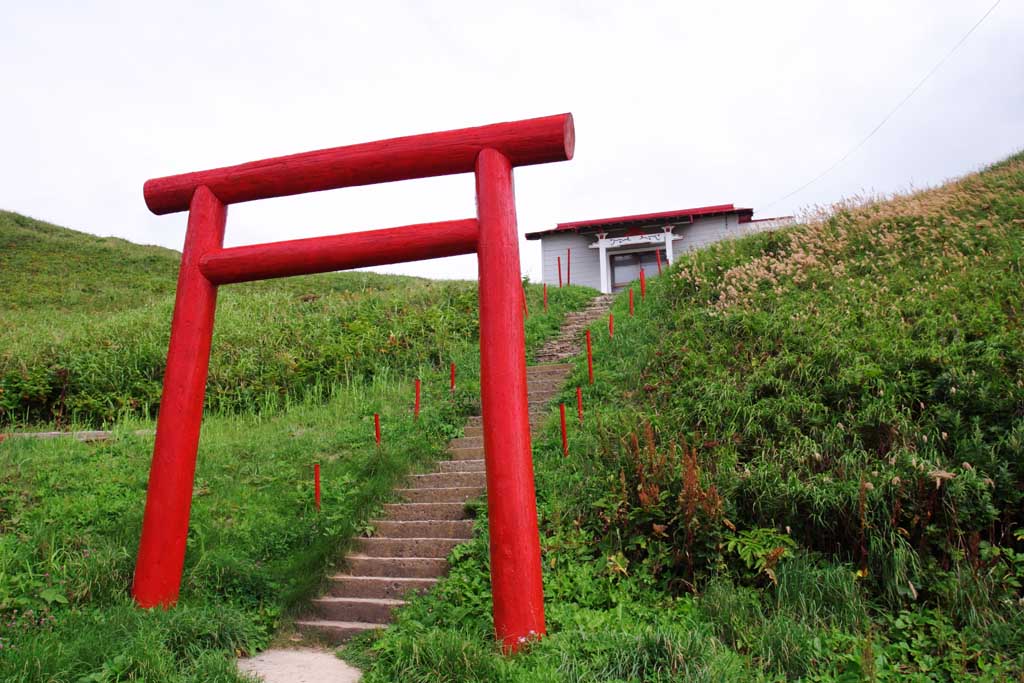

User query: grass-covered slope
[0,211,563,428]
[348,153,1024,681]
[0,210,597,681]
[0,211,181,313]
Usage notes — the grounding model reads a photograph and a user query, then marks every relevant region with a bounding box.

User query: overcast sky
[3,1,1021,282]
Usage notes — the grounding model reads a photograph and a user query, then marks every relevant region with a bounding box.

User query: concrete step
[527,371,572,381]
[394,486,483,503]
[311,596,405,623]
[345,555,448,578]
[448,436,482,450]
[371,519,474,539]
[527,380,565,393]
[462,426,483,438]
[463,416,546,429]
[383,502,468,521]
[407,472,485,489]
[355,537,463,558]
[435,458,484,473]
[527,363,572,375]
[294,619,384,645]
[448,446,484,461]
[328,575,438,599]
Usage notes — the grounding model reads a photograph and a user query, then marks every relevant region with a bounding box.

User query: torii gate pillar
[130,114,574,653]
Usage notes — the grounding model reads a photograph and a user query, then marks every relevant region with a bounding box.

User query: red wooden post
[608,312,614,338]
[559,403,569,457]
[543,283,548,311]
[566,248,571,285]
[414,378,421,418]
[656,249,662,275]
[557,256,563,288]
[629,287,635,316]
[476,148,546,651]
[314,463,321,511]
[450,362,456,393]
[640,268,647,299]
[576,386,583,424]
[374,413,381,446]
[132,186,226,607]
[586,329,594,385]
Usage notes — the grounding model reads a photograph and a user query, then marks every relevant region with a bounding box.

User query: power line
[762,0,1003,211]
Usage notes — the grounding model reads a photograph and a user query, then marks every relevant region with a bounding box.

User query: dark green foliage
[0,215,594,681]
[348,154,1024,680]
[0,210,594,427]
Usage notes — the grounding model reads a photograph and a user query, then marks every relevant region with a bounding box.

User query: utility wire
[762,0,1003,211]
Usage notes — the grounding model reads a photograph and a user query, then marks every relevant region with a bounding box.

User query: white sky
[2,1,1022,282]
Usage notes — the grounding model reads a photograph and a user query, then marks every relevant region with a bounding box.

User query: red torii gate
[132,114,575,651]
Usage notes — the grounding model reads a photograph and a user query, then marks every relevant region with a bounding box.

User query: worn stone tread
[295,294,612,646]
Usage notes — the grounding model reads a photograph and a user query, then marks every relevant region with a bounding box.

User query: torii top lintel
[143,113,575,215]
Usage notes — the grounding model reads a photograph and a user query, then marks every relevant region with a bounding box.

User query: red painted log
[314,463,321,511]
[200,219,478,284]
[374,413,381,446]
[559,403,569,457]
[144,114,575,215]
[576,386,583,424]
[656,249,663,275]
[543,283,548,311]
[640,268,647,299]
[414,379,421,418]
[450,362,456,393]
[629,287,635,316]
[476,148,546,652]
[132,186,226,608]
[557,256,562,288]
[608,312,614,338]
[586,330,594,385]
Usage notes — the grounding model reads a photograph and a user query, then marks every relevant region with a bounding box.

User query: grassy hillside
[0,211,180,313]
[0,211,568,428]
[0,209,417,314]
[348,153,1024,681]
[0,211,596,681]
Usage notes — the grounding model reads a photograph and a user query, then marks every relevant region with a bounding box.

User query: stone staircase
[533,293,616,363]
[294,295,613,645]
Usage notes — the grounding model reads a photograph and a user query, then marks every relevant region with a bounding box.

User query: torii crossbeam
[132,114,575,652]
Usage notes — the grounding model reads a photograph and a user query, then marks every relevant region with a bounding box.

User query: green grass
[0,210,593,427]
[345,152,1024,681]
[0,209,596,680]
[0,209,437,427]
[0,377,460,681]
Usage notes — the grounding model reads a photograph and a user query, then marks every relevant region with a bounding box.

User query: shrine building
[525,204,794,294]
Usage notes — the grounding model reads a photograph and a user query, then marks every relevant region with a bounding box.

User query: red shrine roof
[525,203,754,239]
